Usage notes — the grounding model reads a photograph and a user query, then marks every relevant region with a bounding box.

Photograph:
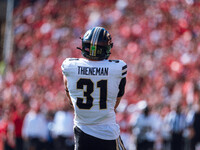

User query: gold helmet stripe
[90,27,101,56]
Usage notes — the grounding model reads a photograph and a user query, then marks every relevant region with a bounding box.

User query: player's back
[61,58,127,139]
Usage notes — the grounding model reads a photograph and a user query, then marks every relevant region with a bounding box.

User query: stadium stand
[1,0,200,150]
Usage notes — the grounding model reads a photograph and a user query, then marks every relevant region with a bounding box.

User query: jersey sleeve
[108,59,127,78]
[117,77,126,97]
[117,60,127,97]
[61,58,71,76]
[120,60,127,78]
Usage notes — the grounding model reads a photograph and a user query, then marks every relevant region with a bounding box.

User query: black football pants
[74,126,126,150]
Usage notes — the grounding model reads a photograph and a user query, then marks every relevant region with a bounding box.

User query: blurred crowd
[1,0,200,149]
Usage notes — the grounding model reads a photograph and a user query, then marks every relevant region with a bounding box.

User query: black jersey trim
[122,71,127,76]
[117,77,126,97]
[122,65,127,70]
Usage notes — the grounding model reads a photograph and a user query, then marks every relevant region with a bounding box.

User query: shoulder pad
[61,58,79,75]
[108,59,127,77]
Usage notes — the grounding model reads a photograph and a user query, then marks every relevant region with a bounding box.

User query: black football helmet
[77,27,113,60]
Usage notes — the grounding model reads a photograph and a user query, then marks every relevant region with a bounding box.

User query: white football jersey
[61,58,127,140]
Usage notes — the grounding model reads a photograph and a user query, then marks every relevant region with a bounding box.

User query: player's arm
[63,75,73,106]
[114,97,122,112]
[114,77,126,112]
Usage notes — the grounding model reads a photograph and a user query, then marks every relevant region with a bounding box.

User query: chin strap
[77,37,83,51]
[77,47,82,51]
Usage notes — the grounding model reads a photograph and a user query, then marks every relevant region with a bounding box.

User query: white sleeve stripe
[122,68,127,72]
[122,67,127,76]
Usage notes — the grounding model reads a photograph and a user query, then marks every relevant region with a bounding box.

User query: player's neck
[86,58,103,61]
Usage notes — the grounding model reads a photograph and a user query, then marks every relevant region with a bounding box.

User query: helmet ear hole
[83,43,90,52]
[85,47,90,52]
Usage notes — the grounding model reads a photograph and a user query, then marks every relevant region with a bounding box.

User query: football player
[61,27,127,150]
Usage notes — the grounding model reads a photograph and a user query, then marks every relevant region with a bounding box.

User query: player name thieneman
[78,66,108,76]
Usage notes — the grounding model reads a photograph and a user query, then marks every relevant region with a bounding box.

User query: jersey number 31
[76,78,107,110]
